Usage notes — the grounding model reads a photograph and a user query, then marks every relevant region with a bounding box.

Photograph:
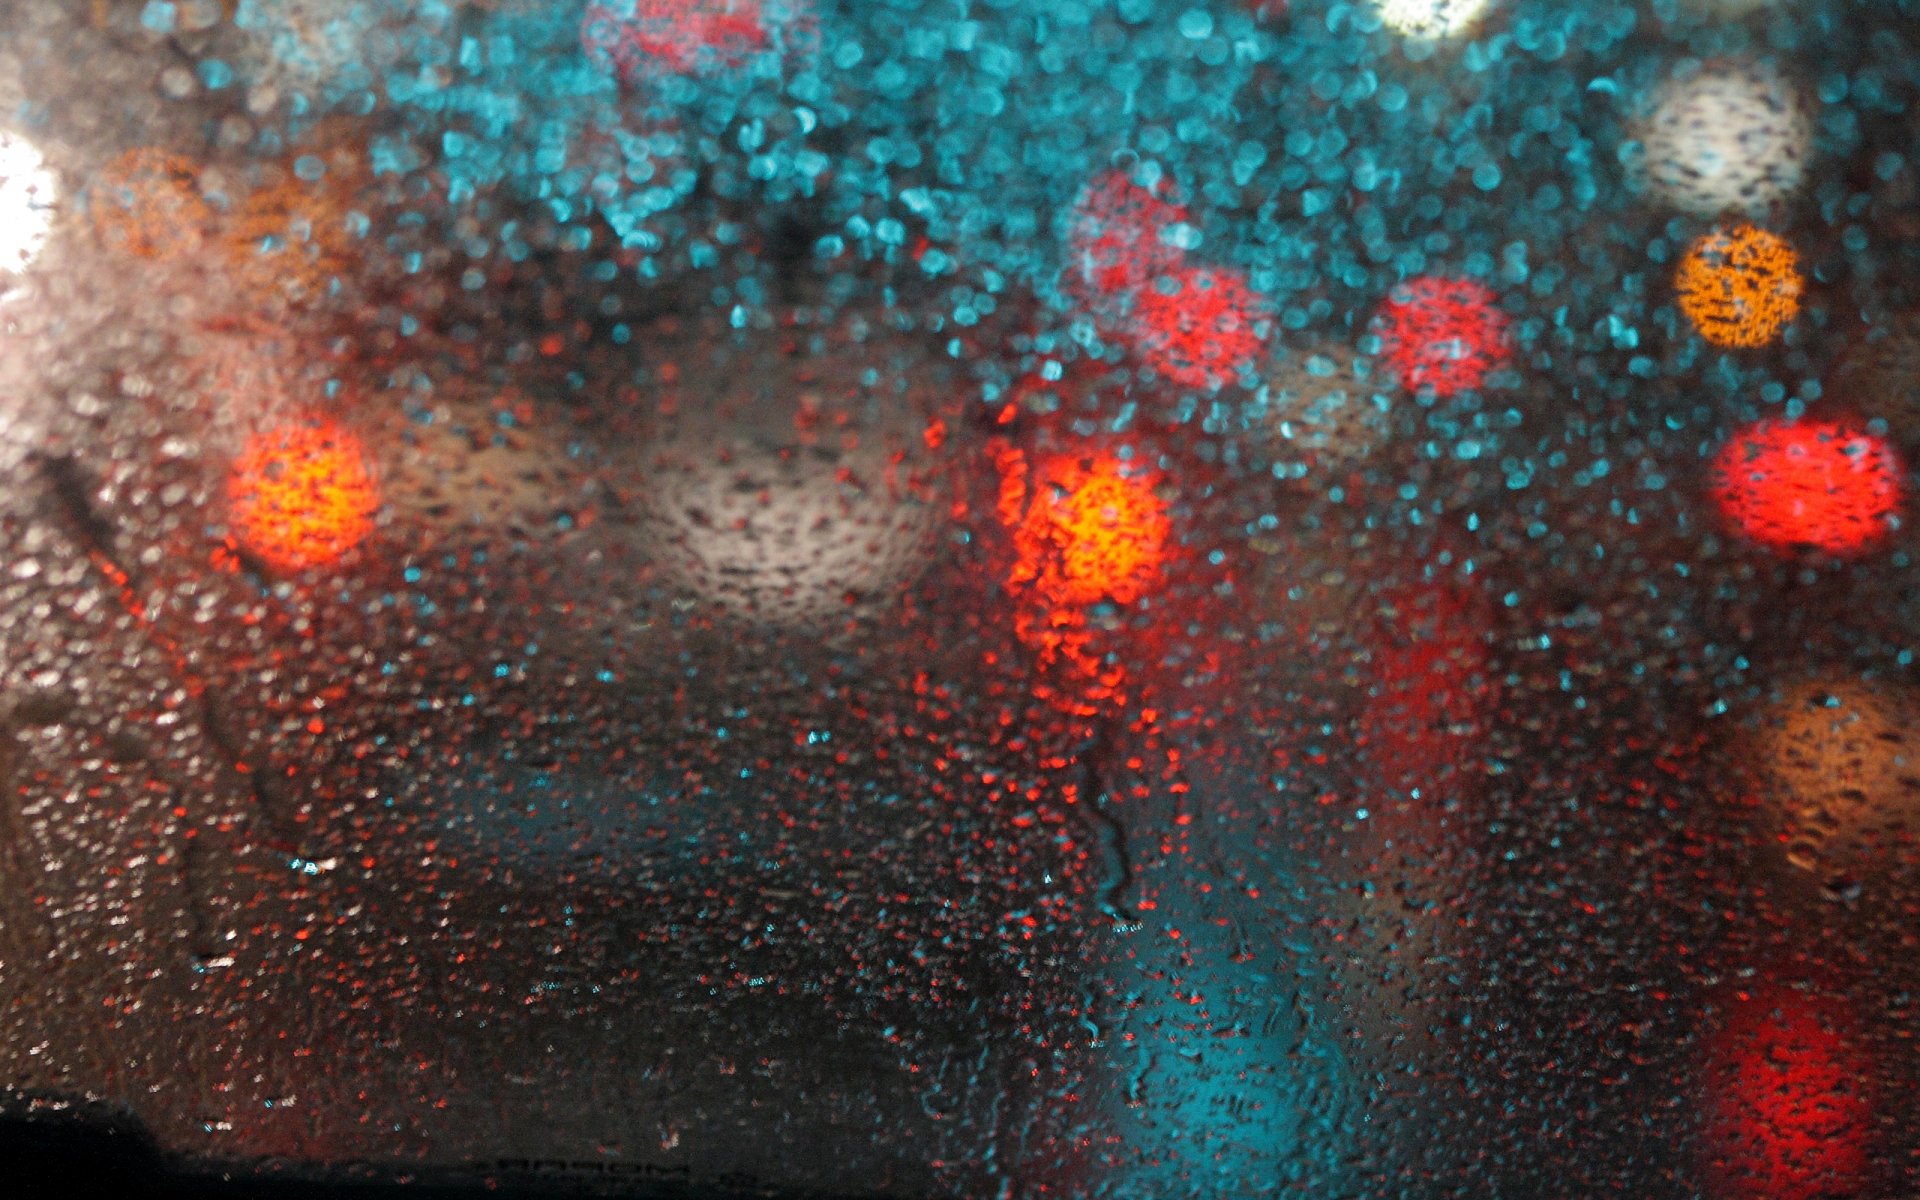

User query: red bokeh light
[996,444,1172,701]
[1702,989,1874,1200]
[1064,170,1190,308]
[1371,276,1511,398]
[1000,447,1170,608]
[1126,264,1266,391]
[228,420,380,571]
[1709,418,1905,557]
[581,0,774,81]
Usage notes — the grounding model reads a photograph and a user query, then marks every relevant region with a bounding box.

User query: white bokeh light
[1637,60,1812,218]
[1373,0,1496,41]
[0,130,57,277]
[635,319,957,631]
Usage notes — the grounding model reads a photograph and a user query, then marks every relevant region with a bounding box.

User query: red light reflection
[1371,276,1510,398]
[1709,418,1905,557]
[996,444,1171,705]
[1701,988,1875,1200]
[581,0,774,81]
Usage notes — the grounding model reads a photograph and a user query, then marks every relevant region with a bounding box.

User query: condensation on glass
[0,0,1916,1196]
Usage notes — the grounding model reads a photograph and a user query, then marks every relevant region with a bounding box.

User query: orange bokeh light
[227,420,380,571]
[1676,223,1802,349]
[999,447,1171,608]
[223,137,371,303]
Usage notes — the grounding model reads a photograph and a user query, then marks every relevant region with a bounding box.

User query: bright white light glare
[0,131,56,276]
[1638,61,1811,218]
[1373,0,1495,40]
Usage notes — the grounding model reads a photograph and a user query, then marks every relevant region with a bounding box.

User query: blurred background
[0,0,1917,1195]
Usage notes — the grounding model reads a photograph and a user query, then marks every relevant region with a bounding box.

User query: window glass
[0,0,1917,1195]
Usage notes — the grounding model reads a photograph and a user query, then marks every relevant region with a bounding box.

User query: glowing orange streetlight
[1675,223,1802,349]
[227,419,380,571]
[996,444,1172,702]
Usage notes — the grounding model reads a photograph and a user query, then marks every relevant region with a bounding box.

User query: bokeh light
[1000,449,1171,610]
[0,129,58,276]
[1761,679,1920,874]
[1638,60,1811,218]
[88,148,210,261]
[1701,989,1874,1200]
[227,420,381,571]
[1709,419,1905,556]
[581,0,776,82]
[997,444,1171,697]
[636,320,951,630]
[1370,276,1509,398]
[223,145,371,304]
[642,423,941,629]
[1063,169,1189,320]
[1125,264,1265,391]
[8,1,1920,1191]
[1674,223,1802,348]
[1372,0,1496,42]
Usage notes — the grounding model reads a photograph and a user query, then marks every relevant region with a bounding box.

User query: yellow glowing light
[228,420,380,571]
[1001,451,1171,609]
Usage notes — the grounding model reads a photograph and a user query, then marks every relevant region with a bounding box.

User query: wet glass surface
[0,0,1918,1196]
